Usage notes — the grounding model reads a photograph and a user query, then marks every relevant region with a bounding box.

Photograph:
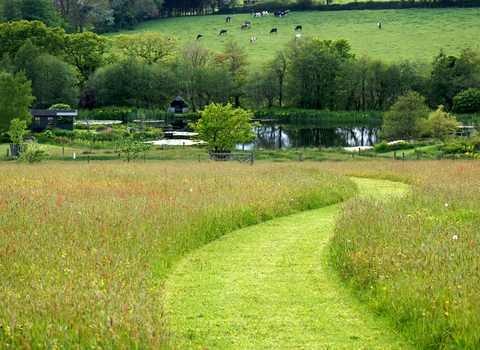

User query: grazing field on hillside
[106,8,480,70]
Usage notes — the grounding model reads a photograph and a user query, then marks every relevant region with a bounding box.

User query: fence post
[144,154,146,163]
[62,146,64,155]
[250,153,254,165]
[394,150,396,159]
[198,154,200,162]
[375,149,377,157]
[358,147,361,156]
[6,149,8,157]
[352,153,354,158]
[417,152,420,160]
[298,153,302,162]
[29,155,32,164]
[87,155,90,163]
[319,145,322,151]
[183,142,185,149]
[452,152,454,161]
[402,152,405,161]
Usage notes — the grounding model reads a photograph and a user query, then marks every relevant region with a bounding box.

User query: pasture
[106,8,480,70]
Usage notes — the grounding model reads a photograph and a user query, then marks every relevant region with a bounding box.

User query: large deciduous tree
[428,48,480,110]
[113,31,177,64]
[190,103,259,153]
[85,57,173,108]
[0,71,35,134]
[0,20,65,59]
[62,31,112,83]
[427,105,461,141]
[52,0,112,32]
[286,38,343,109]
[380,90,429,141]
[213,41,250,107]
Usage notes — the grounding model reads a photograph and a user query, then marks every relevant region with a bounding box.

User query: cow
[262,11,269,16]
[378,22,381,28]
[284,10,290,15]
[196,34,203,40]
[165,37,171,41]
[219,29,227,35]
[241,23,250,29]
[226,16,231,22]
[245,21,250,25]
[295,25,302,31]
[250,9,255,14]
[274,10,281,16]
[270,28,277,34]
[250,37,257,43]
[296,34,301,39]
[254,12,261,17]
[233,12,235,16]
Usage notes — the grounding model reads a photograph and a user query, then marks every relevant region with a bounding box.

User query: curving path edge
[164,178,414,349]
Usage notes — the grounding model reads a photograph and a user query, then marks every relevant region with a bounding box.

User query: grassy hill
[105,8,480,70]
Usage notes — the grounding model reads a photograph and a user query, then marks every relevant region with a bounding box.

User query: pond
[234,122,380,150]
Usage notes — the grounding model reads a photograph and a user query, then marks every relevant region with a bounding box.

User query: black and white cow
[270,28,277,34]
[295,25,302,31]
[250,37,257,43]
[219,29,227,35]
[226,16,231,22]
[196,34,203,40]
[378,22,381,28]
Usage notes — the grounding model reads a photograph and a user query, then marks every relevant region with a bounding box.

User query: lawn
[105,8,480,70]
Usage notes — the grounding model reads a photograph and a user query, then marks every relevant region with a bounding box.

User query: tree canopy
[0,71,35,133]
[380,90,429,140]
[190,103,259,153]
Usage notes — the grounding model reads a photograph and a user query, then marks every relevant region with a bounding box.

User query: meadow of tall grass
[0,161,355,349]
[328,160,480,348]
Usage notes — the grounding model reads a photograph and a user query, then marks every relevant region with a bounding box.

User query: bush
[95,124,108,132]
[53,129,78,139]
[374,141,390,152]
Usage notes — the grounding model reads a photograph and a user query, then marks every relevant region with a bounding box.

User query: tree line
[1,19,480,133]
[0,0,233,33]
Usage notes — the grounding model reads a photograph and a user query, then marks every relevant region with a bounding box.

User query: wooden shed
[167,95,190,114]
[30,110,76,133]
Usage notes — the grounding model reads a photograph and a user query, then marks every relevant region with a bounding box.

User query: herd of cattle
[196,9,301,44]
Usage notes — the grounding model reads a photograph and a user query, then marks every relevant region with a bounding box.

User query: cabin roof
[30,110,77,117]
[168,95,188,106]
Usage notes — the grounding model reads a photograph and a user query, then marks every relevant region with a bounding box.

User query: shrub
[95,124,108,132]
[374,141,390,152]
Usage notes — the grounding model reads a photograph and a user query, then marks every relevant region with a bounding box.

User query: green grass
[0,161,355,349]
[105,9,480,70]
[165,177,411,349]
[329,161,480,348]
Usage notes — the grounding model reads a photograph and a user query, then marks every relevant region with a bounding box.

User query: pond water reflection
[235,122,380,150]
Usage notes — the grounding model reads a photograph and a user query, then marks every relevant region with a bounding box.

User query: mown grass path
[164,178,413,349]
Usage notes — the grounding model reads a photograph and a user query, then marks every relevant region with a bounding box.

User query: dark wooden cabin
[167,95,190,114]
[30,110,76,133]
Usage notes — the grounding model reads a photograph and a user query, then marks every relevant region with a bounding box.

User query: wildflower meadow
[329,160,480,348]
[0,161,355,349]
